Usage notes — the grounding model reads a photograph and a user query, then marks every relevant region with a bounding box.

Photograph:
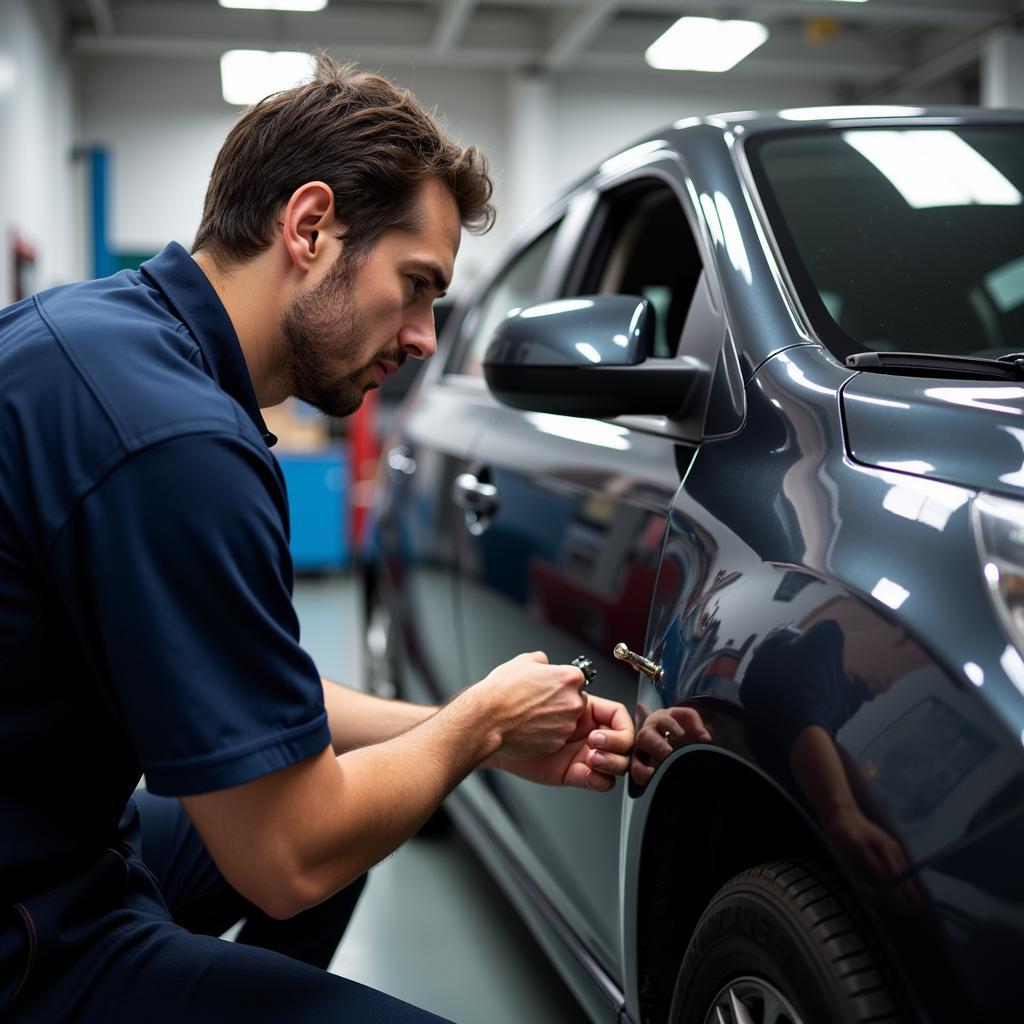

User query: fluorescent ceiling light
[779,105,923,121]
[646,17,768,73]
[844,129,1023,209]
[221,49,316,105]
[219,1,328,10]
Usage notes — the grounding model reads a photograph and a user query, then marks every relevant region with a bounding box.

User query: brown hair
[192,53,494,265]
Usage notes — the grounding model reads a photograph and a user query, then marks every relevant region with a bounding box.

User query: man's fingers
[588,727,633,756]
[586,748,629,776]
[588,696,633,731]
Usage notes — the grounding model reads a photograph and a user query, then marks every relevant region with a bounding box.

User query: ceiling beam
[542,0,619,71]
[433,0,476,52]
[327,0,1014,30]
[85,0,115,35]
[70,30,902,82]
[70,32,538,70]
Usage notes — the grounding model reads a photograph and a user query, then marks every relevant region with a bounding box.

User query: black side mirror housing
[482,295,710,420]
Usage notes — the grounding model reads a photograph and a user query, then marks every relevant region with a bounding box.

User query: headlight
[973,493,1024,649]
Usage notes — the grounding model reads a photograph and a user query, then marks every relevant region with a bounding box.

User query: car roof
[670,105,1024,137]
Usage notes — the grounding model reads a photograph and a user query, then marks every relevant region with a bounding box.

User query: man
[0,56,634,1022]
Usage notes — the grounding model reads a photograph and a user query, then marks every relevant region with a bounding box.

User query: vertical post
[88,147,115,279]
[981,30,1024,109]
[508,71,554,229]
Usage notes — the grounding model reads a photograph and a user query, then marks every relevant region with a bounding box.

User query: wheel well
[635,751,831,1024]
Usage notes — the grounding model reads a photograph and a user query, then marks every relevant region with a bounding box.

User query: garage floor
[292,576,589,1024]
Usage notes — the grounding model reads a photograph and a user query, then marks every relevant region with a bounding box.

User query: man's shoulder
[27,272,250,448]
[0,274,271,555]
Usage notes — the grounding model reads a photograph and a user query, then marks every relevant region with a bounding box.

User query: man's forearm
[321,677,436,753]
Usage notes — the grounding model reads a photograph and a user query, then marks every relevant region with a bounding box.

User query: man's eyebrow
[410,260,450,295]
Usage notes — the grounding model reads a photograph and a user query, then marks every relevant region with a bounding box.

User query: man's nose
[398,307,438,361]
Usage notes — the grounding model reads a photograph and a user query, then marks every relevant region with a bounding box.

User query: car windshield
[749,124,1024,362]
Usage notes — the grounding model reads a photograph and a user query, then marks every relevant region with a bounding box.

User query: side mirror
[482,295,709,419]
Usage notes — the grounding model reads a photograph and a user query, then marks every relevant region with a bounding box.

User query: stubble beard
[280,253,377,419]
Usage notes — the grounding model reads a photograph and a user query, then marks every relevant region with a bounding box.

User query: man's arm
[790,725,913,888]
[182,652,586,919]
[320,678,636,789]
[320,677,435,753]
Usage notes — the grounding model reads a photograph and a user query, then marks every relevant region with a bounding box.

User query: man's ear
[280,181,345,273]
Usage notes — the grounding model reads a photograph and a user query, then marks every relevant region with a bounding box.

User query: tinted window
[580,185,702,358]
[751,126,1024,360]
[453,223,561,377]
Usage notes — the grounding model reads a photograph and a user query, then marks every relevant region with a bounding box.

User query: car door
[453,158,717,977]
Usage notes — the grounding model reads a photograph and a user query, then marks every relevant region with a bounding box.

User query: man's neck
[192,248,291,408]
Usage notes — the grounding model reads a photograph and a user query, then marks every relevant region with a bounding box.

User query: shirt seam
[33,292,130,449]
[43,428,279,565]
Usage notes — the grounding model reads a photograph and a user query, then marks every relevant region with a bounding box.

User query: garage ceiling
[63,0,1024,98]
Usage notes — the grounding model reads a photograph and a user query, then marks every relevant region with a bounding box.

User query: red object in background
[349,386,381,550]
[11,231,37,302]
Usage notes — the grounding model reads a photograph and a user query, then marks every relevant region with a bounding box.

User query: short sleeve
[49,432,331,796]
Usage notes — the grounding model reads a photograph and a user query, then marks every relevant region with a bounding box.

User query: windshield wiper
[846,351,1024,382]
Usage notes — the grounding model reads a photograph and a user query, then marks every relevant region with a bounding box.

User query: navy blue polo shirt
[0,242,330,909]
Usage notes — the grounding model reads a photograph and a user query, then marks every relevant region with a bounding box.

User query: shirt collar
[139,242,277,447]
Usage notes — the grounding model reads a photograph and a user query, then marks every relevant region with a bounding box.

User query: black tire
[362,577,451,838]
[670,860,908,1024]
[363,580,401,700]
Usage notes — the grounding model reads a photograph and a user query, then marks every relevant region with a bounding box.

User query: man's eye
[409,276,429,295]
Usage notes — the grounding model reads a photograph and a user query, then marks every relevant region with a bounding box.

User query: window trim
[442,192,597,381]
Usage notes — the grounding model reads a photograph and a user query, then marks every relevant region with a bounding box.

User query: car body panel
[455,401,693,975]
[843,371,1024,502]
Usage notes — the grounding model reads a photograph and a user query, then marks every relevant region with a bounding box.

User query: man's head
[192,54,493,415]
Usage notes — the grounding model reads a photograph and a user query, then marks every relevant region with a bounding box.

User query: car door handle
[452,473,499,514]
[386,446,417,479]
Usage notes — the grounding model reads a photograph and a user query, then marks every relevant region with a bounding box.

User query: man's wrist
[443,685,504,764]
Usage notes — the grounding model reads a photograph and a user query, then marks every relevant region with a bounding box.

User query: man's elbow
[243,869,324,920]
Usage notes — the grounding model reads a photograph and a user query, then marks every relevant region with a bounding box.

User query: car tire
[670,860,907,1024]
[363,580,401,700]
[362,576,451,838]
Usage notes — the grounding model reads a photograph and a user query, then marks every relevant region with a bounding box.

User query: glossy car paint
[364,108,1024,1023]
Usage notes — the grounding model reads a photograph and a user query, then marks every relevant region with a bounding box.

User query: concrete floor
[292,576,589,1024]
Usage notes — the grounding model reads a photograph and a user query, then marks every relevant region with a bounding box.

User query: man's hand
[492,693,635,791]
[474,651,588,758]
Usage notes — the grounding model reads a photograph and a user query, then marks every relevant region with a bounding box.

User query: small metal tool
[571,655,597,688]
[613,643,663,682]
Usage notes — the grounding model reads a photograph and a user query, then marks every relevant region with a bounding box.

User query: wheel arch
[623,747,849,1024]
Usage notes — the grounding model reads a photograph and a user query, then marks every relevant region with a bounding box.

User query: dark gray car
[362,108,1024,1023]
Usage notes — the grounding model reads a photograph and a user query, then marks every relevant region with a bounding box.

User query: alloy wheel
[704,976,804,1024]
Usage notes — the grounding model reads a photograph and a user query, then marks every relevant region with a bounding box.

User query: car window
[452,222,561,378]
[578,183,703,358]
[749,126,1024,360]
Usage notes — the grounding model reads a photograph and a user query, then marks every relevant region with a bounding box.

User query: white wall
[76,53,840,295]
[77,57,511,290]
[0,0,80,304]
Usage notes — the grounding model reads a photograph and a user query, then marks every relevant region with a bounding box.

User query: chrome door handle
[386,446,417,478]
[452,473,498,513]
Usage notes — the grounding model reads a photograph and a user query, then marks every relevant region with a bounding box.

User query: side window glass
[453,222,561,377]
[581,185,703,358]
